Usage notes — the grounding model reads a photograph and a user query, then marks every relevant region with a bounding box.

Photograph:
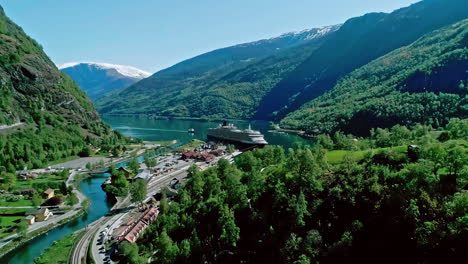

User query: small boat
[188,128,195,133]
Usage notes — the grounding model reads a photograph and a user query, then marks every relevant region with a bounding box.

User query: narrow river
[0,176,114,264]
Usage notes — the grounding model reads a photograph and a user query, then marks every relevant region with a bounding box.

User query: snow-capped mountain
[95,24,342,116]
[59,62,151,100]
[238,24,341,48]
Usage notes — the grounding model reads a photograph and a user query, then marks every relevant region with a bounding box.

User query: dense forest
[281,19,468,135]
[256,0,468,120]
[120,119,467,264]
[0,6,130,171]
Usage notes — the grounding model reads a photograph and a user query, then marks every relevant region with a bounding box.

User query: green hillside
[95,26,340,118]
[281,19,468,135]
[0,7,127,171]
[96,0,467,123]
[256,0,468,120]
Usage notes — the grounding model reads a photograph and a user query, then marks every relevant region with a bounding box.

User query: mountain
[255,0,468,120]
[0,7,126,171]
[97,0,468,121]
[59,62,151,100]
[95,25,341,117]
[280,19,468,135]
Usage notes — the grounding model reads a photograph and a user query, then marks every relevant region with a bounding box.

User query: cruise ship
[207,122,268,147]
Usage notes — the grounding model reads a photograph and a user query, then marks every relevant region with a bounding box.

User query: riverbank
[0,174,113,264]
[0,198,90,259]
[34,230,85,264]
[0,170,87,251]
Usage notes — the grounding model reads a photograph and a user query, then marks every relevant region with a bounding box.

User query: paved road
[71,217,109,264]
[82,151,242,263]
[91,214,124,264]
[0,170,86,249]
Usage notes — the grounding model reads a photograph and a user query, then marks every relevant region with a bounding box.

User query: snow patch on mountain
[240,24,341,47]
[304,25,341,40]
[279,24,342,40]
[58,62,151,79]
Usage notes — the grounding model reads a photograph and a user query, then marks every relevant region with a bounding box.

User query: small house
[25,215,35,225]
[42,188,54,199]
[26,208,52,222]
[134,171,150,182]
[198,153,214,162]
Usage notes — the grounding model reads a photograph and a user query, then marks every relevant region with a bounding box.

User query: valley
[0,0,466,263]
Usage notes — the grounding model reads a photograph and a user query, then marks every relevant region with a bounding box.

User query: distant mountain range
[59,62,151,100]
[94,25,341,116]
[93,0,467,134]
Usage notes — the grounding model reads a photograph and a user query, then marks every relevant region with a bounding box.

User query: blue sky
[0,0,419,73]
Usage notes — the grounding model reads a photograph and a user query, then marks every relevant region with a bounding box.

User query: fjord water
[1,176,113,264]
[102,116,312,149]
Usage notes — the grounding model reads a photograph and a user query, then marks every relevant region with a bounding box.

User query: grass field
[326,145,407,164]
[0,208,29,214]
[0,198,35,207]
[33,231,84,264]
[0,216,23,238]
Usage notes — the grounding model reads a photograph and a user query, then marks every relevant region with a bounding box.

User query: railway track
[70,218,108,264]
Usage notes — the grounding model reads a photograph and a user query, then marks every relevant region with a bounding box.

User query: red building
[115,208,159,243]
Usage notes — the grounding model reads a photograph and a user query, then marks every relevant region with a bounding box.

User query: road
[80,151,242,264]
[70,217,109,264]
[0,170,86,249]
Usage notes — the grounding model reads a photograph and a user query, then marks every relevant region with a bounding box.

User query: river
[0,176,114,264]
[102,116,312,149]
[1,116,310,263]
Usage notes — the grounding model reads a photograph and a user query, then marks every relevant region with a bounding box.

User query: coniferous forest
[120,119,468,264]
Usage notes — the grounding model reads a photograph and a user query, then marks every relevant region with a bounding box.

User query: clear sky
[0,0,419,73]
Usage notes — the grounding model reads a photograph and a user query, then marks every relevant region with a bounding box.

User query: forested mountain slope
[60,62,151,100]
[255,0,468,120]
[0,7,126,171]
[95,25,340,118]
[280,19,468,135]
[128,119,467,264]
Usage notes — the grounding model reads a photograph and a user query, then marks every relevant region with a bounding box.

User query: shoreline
[0,198,91,259]
[101,113,268,123]
[102,114,312,139]
[0,171,91,259]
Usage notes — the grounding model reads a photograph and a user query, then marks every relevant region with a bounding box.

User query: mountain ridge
[59,62,151,79]
[60,62,151,100]
[255,0,468,120]
[95,24,342,116]
[280,18,468,135]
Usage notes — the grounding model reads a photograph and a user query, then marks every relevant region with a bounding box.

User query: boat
[207,121,268,147]
[188,128,195,133]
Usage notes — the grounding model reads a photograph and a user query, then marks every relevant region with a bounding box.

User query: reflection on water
[103,116,312,149]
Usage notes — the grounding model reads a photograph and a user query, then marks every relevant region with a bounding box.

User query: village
[0,138,241,263]
[77,140,241,264]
